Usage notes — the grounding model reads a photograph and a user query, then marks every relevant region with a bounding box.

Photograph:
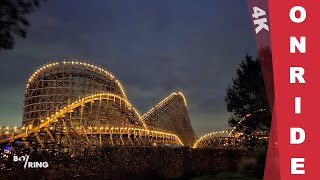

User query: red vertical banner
[247,1,279,180]
[269,0,320,179]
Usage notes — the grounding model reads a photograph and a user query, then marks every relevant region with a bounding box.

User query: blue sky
[0,0,257,135]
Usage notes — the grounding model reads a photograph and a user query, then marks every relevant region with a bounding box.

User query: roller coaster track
[227,109,266,136]
[141,92,187,122]
[193,109,269,148]
[0,93,183,150]
[25,61,128,100]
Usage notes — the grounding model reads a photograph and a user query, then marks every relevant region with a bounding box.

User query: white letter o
[290,6,306,23]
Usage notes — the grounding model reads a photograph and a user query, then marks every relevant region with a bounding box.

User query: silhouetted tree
[225,54,271,135]
[0,0,44,50]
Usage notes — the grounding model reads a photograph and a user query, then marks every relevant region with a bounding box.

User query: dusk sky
[0,1,257,136]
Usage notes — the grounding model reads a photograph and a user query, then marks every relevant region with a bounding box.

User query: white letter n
[290,36,306,53]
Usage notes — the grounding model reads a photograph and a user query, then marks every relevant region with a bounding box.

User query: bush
[1,147,266,179]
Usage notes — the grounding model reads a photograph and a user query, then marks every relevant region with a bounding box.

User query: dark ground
[0,147,266,179]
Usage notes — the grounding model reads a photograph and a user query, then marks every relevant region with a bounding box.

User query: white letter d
[290,127,306,144]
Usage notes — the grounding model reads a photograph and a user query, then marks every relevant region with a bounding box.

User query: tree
[0,0,44,50]
[225,54,271,135]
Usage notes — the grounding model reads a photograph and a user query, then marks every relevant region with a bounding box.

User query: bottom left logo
[13,155,49,169]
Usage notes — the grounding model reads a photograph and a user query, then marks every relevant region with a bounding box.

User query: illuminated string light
[24,60,128,100]
[1,63,190,147]
[228,109,266,136]
[141,92,188,121]
[193,109,268,148]
[0,92,158,143]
